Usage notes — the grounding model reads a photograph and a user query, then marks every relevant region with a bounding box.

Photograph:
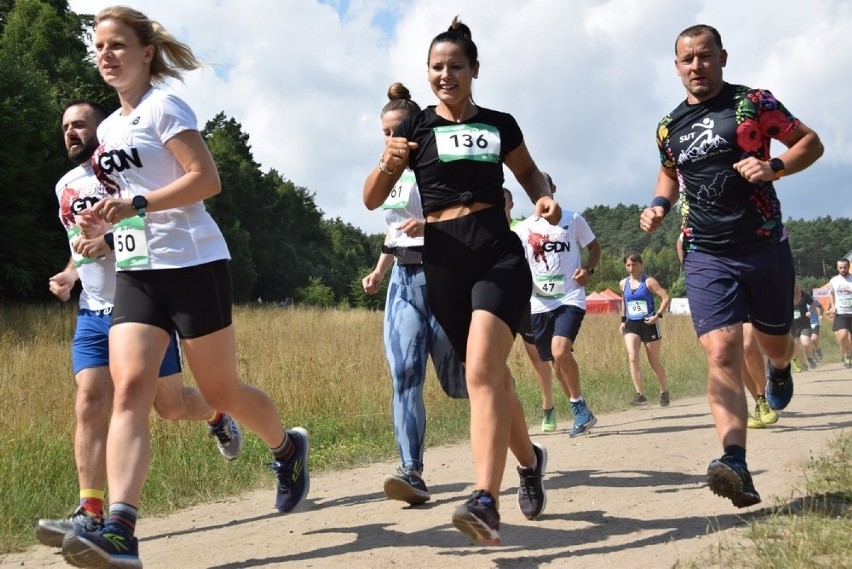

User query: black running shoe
[707,456,761,508]
[452,490,500,545]
[516,443,547,520]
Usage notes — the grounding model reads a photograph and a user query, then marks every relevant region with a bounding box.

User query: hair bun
[387,82,411,101]
[448,16,472,39]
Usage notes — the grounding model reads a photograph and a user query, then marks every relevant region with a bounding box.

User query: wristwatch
[769,157,785,179]
[131,195,148,218]
[584,265,595,275]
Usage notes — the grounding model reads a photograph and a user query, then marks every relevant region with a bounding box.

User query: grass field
[0,303,846,559]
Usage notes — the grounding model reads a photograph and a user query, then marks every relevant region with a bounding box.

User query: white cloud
[69,0,852,233]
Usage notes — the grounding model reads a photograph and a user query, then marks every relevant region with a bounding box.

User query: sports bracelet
[378,157,395,176]
[650,196,672,216]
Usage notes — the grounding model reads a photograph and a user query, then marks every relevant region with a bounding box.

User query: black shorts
[833,313,852,333]
[517,307,535,344]
[112,259,233,339]
[423,207,532,360]
[623,318,662,343]
[790,320,813,337]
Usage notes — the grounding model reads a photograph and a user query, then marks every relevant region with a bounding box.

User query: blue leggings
[384,263,466,473]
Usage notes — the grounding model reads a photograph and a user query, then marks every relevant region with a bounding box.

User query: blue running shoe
[61,521,140,569]
[273,427,311,513]
[569,399,597,437]
[765,362,793,410]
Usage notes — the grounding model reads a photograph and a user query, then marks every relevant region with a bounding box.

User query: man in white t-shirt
[827,258,852,368]
[513,174,602,437]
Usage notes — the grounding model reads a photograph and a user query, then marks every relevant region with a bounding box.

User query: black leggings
[423,207,532,360]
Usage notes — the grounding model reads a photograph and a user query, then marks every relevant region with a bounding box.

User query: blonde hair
[96,6,202,83]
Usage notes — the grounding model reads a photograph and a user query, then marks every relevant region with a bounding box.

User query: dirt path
[4,364,851,569]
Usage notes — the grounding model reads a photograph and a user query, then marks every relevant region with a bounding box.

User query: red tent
[586,291,622,314]
[601,288,622,300]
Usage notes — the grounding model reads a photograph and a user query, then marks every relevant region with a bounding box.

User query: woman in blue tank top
[619,251,671,407]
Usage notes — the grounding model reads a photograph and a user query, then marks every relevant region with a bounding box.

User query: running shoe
[452,490,500,545]
[272,427,311,513]
[569,399,597,437]
[791,357,803,373]
[707,456,761,508]
[36,507,103,548]
[208,413,244,460]
[631,393,648,406]
[659,391,670,408]
[845,354,852,369]
[516,443,548,520]
[747,412,764,429]
[383,467,430,505]
[541,407,557,433]
[808,356,818,369]
[756,396,778,425]
[815,348,823,361]
[61,521,140,569]
[765,362,794,410]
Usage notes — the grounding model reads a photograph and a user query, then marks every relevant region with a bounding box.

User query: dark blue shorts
[530,304,586,362]
[683,241,794,337]
[72,308,182,376]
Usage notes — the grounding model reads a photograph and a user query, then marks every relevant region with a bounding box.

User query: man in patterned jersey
[640,25,823,508]
[37,100,243,548]
[827,258,852,368]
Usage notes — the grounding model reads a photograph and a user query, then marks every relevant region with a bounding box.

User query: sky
[67,0,852,235]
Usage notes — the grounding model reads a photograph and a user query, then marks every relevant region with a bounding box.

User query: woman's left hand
[535,196,561,225]
[398,218,425,238]
[85,197,136,224]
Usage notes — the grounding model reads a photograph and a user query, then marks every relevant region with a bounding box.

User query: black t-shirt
[656,83,799,254]
[793,291,814,327]
[395,106,523,215]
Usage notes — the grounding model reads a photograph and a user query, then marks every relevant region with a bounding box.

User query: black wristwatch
[584,265,595,275]
[131,195,148,218]
[769,157,785,179]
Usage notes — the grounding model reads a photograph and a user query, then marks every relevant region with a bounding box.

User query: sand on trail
[2,363,850,568]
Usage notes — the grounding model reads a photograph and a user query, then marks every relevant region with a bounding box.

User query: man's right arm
[640,166,678,233]
[48,258,78,302]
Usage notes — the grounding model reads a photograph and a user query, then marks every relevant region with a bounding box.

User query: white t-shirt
[830,273,852,315]
[381,169,424,248]
[94,88,230,270]
[513,211,596,313]
[54,164,116,311]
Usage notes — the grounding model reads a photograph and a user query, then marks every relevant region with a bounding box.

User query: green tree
[296,276,334,308]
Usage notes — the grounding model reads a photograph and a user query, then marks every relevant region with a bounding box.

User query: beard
[67,140,97,165]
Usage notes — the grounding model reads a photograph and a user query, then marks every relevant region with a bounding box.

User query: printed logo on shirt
[676,117,731,164]
[528,231,569,271]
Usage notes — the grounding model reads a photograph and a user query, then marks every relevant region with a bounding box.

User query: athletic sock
[270,433,294,461]
[79,489,105,518]
[108,502,138,533]
[723,445,746,465]
[207,411,223,426]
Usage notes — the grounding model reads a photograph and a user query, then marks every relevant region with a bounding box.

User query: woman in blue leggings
[362,82,467,505]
